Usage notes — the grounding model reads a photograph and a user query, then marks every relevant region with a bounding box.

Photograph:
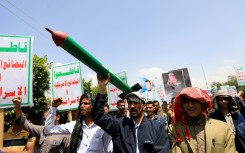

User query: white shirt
[133,120,142,153]
[44,107,113,153]
[224,113,236,136]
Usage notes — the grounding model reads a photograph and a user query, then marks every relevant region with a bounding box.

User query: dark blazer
[93,93,169,153]
[209,110,245,128]
[235,122,245,153]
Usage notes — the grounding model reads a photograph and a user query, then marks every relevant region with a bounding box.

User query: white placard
[0,35,33,108]
[51,62,83,111]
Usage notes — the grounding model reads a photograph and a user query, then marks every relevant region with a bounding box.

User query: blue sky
[1,0,245,89]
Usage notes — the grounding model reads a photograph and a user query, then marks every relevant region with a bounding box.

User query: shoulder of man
[207,118,229,126]
[237,122,245,131]
[144,116,164,130]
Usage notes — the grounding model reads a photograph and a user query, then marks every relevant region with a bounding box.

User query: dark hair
[70,93,94,153]
[56,109,60,116]
[146,101,154,105]
[153,100,159,104]
[216,96,238,113]
[117,99,124,106]
[43,102,48,106]
[104,104,109,109]
[59,111,68,124]
[145,79,151,84]
[163,101,168,104]
[242,91,245,99]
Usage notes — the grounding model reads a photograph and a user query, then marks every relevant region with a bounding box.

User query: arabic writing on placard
[0,86,27,99]
[236,71,245,80]
[0,42,27,53]
[54,78,80,88]
[0,35,33,108]
[54,67,80,79]
[0,59,27,70]
[108,71,127,109]
[110,88,120,92]
[61,96,80,105]
[235,66,245,86]
[52,62,83,111]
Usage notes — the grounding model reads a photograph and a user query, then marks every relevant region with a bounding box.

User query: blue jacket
[209,110,245,128]
[235,122,245,153]
[234,96,245,119]
[93,93,169,153]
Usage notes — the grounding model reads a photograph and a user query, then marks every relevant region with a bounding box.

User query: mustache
[129,108,137,112]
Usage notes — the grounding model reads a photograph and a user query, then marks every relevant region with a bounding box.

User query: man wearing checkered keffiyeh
[168,87,236,153]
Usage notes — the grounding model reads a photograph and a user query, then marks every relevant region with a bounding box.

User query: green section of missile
[46,28,134,94]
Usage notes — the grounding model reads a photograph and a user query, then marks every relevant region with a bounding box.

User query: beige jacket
[168,118,236,153]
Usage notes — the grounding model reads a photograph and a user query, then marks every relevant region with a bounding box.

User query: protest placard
[107,71,127,111]
[52,62,83,111]
[0,35,33,108]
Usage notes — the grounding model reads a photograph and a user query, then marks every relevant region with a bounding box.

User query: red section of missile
[45,27,67,46]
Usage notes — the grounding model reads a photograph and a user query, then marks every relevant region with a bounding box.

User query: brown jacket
[15,113,71,153]
[168,118,236,153]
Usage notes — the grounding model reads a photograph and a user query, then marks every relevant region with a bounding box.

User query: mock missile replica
[46,27,141,98]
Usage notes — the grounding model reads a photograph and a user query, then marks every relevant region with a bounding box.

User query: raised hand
[97,73,110,94]
[52,97,62,107]
[12,96,22,119]
[12,96,22,106]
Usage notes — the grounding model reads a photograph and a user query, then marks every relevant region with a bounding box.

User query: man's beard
[130,109,142,118]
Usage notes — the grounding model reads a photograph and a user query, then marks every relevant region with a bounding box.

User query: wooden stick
[68,111,72,122]
[0,108,4,148]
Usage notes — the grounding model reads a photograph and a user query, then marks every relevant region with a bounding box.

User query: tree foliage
[33,54,52,100]
[82,78,93,93]
[4,54,52,125]
[82,78,107,100]
[210,75,245,91]
[82,78,100,96]
[31,54,52,124]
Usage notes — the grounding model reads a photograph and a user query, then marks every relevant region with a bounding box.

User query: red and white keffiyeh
[172,87,212,124]
[172,87,212,142]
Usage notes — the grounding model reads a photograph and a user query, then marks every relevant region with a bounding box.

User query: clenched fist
[52,97,62,107]
[12,96,22,106]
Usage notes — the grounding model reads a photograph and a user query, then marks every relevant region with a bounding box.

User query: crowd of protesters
[1,74,245,153]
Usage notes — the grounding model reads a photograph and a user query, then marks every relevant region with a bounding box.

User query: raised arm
[93,74,120,137]
[12,97,43,138]
[0,97,36,153]
[12,96,23,119]
[44,97,62,128]
[44,98,75,134]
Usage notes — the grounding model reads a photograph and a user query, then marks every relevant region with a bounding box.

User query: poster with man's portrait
[140,77,164,104]
[162,68,192,101]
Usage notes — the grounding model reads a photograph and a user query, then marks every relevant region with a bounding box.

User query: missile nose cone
[45,27,67,46]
